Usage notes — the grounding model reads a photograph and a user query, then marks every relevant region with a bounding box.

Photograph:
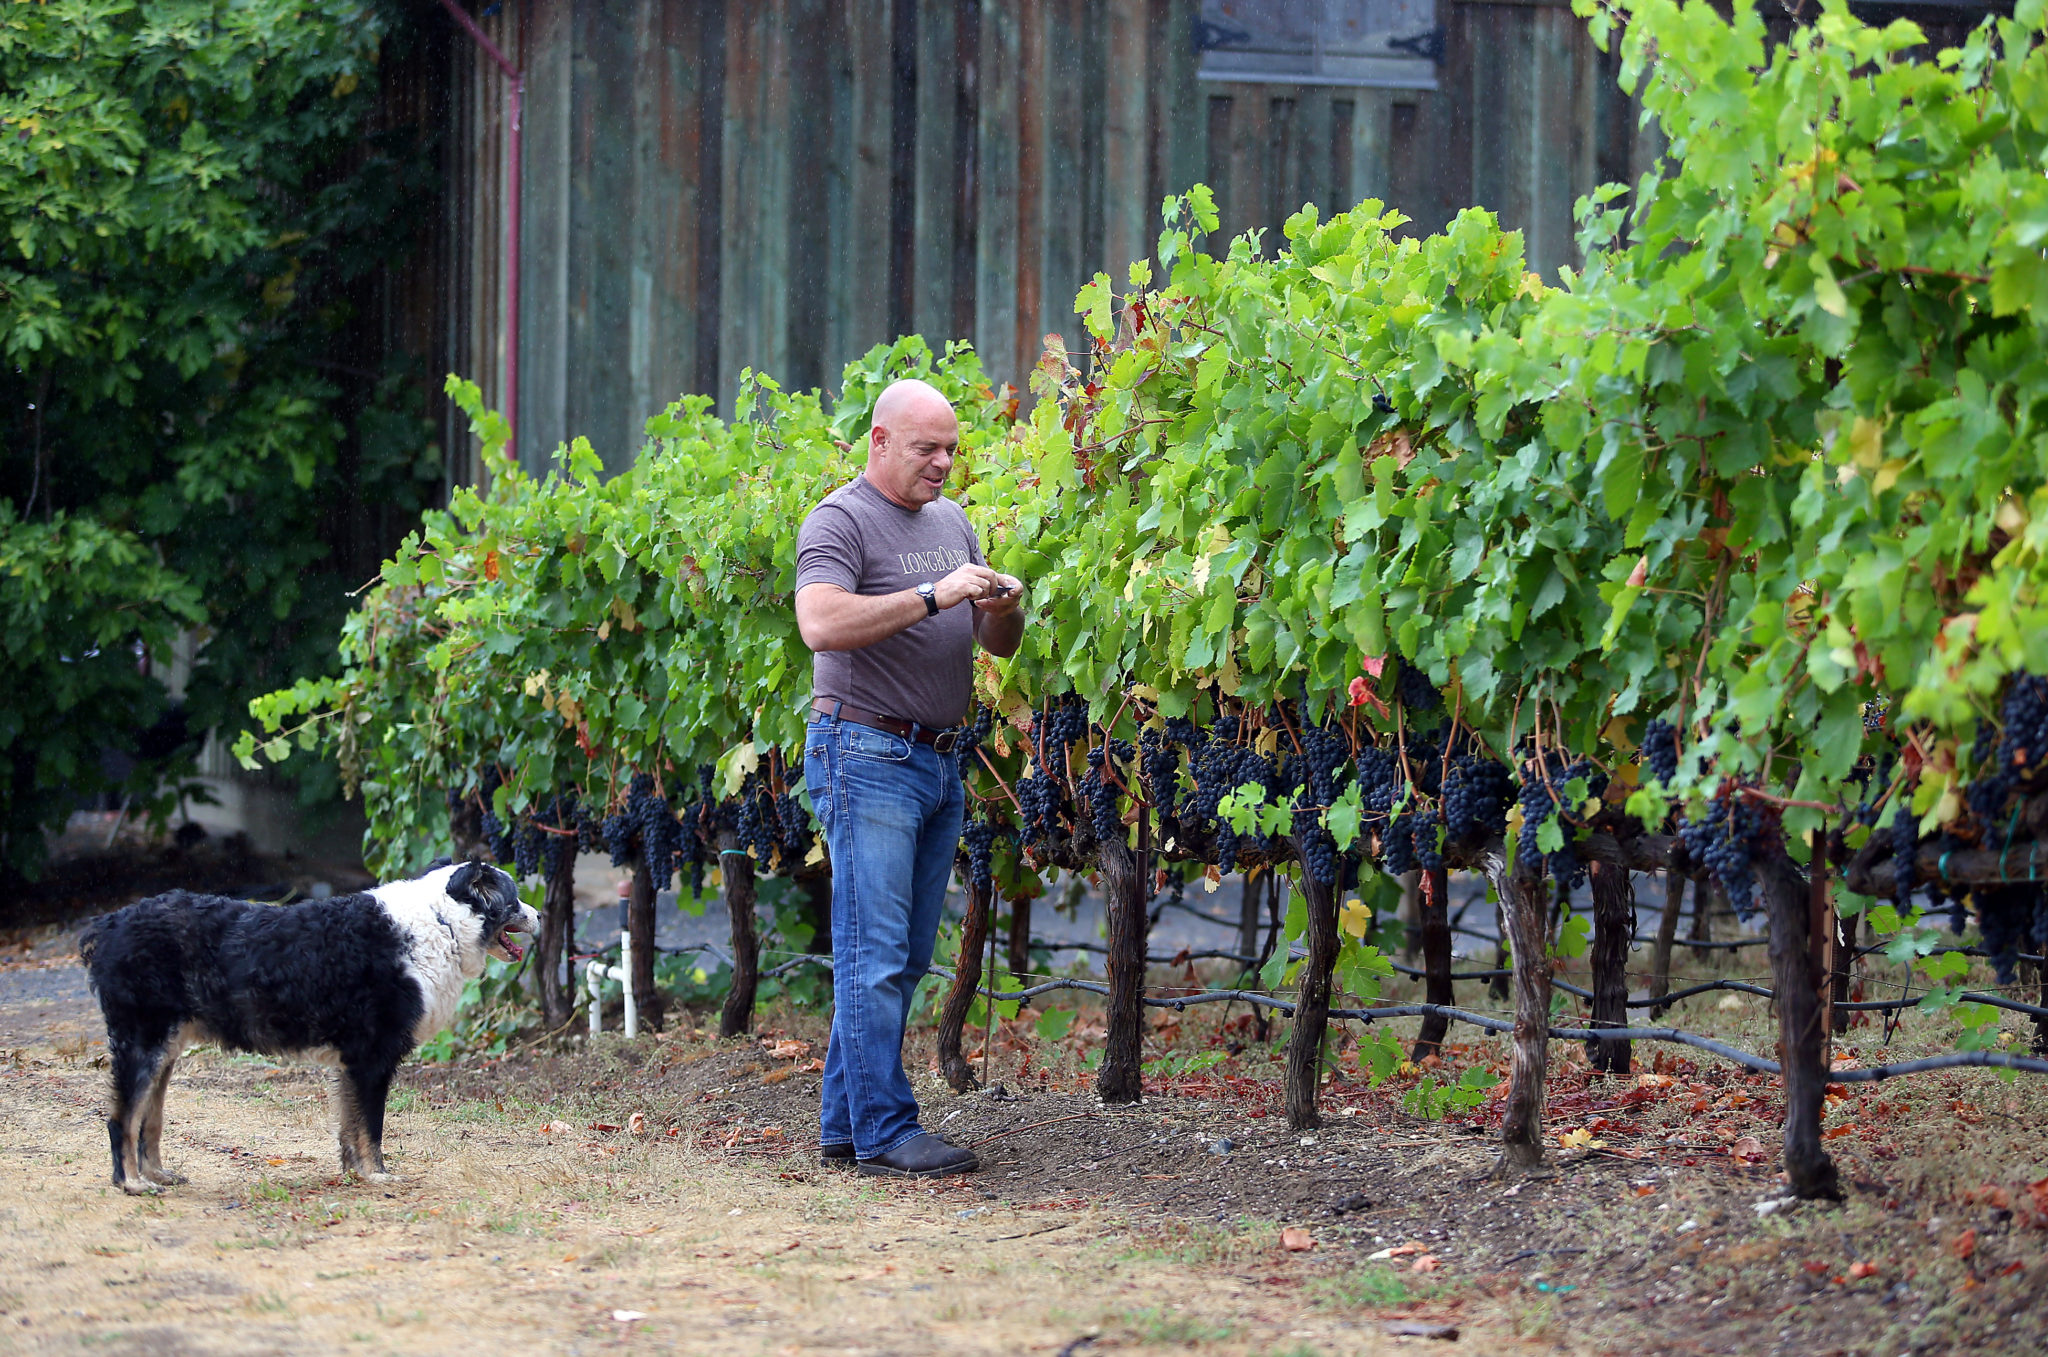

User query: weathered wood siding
[437,0,1650,474]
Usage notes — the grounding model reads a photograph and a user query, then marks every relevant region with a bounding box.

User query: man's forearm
[974,606,1025,659]
[796,584,927,652]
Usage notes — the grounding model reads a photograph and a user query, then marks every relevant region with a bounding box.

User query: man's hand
[969,571,1024,617]
[933,562,1014,610]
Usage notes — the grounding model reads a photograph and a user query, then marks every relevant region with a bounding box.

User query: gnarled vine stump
[1411,866,1453,1061]
[1096,808,1151,1104]
[1760,848,1841,1200]
[937,878,993,1092]
[1285,855,1341,1129]
[1587,860,1633,1073]
[716,838,756,1038]
[1484,841,1552,1170]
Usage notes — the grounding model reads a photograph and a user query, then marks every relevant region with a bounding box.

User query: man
[794,378,1025,1178]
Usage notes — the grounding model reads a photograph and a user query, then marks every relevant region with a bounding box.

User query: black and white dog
[80,860,537,1194]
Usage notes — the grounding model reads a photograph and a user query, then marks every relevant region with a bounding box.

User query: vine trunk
[628,864,664,1032]
[1487,842,1551,1169]
[1285,855,1341,1130]
[536,845,576,1031]
[1760,848,1841,1200]
[718,838,758,1039]
[1588,860,1633,1073]
[1096,809,1150,1105]
[1411,866,1453,1060]
[938,878,993,1093]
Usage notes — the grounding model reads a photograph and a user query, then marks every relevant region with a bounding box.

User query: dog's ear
[445,859,485,905]
[426,856,453,872]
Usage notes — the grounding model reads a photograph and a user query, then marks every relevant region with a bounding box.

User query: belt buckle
[932,730,960,754]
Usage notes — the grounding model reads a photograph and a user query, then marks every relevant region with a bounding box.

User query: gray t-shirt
[795,476,986,730]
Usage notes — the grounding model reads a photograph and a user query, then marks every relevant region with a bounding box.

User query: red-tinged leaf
[1803,1260,1829,1275]
[1280,1227,1316,1252]
[1849,1261,1878,1279]
[1626,555,1647,588]
[1361,654,1387,678]
[1950,1228,1977,1260]
[483,548,500,582]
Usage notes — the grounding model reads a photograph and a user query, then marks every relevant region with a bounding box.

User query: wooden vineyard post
[1411,866,1453,1060]
[937,878,993,1092]
[1285,855,1341,1130]
[1488,842,1552,1170]
[1587,860,1634,1073]
[1689,878,1719,954]
[1096,805,1150,1105]
[535,838,577,1031]
[1810,829,1836,1055]
[1237,868,1265,972]
[627,860,666,1033]
[1648,871,1686,1018]
[1006,888,1033,982]
[1762,846,1842,1199]
[716,835,757,1038]
[1832,907,1859,1037]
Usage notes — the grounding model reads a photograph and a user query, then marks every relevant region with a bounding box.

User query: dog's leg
[106,1031,168,1194]
[342,1059,400,1182]
[138,1043,187,1186]
[330,1067,369,1179]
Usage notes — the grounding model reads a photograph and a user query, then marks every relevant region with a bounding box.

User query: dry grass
[0,986,1523,1356]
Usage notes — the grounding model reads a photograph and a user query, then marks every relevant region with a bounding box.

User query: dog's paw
[118,1179,164,1196]
[362,1171,400,1185]
[144,1168,188,1186]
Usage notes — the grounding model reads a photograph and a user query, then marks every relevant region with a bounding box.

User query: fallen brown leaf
[1280,1227,1316,1252]
[1951,1228,1977,1260]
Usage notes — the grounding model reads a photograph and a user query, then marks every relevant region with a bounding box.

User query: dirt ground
[5,909,2047,1357]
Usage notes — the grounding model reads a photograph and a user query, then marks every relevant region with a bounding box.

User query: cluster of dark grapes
[1297,722,1349,808]
[954,704,994,789]
[1383,811,1419,876]
[1440,754,1511,842]
[479,809,514,864]
[510,816,543,877]
[733,775,775,864]
[1394,658,1442,714]
[623,774,681,891]
[1964,677,2048,847]
[1677,791,1772,918]
[1889,802,1918,905]
[1863,696,1890,732]
[1514,755,1602,889]
[1014,766,1062,848]
[1410,806,1444,871]
[1079,740,1132,842]
[1974,884,2045,984]
[962,816,998,895]
[1642,718,1680,785]
[601,806,635,868]
[1037,695,1089,786]
[1353,745,1403,820]
[1139,728,1181,818]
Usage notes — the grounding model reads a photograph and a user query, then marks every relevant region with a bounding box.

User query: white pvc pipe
[583,940,636,1038]
[620,926,637,1038]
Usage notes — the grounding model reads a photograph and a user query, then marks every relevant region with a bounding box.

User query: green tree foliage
[0,0,442,875]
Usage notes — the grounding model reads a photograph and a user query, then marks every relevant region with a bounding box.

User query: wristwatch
[916,581,938,617]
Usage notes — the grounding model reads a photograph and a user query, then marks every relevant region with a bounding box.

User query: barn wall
[435,0,1648,475]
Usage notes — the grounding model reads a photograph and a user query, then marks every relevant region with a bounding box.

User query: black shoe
[856,1132,980,1178]
[820,1142,855,1168]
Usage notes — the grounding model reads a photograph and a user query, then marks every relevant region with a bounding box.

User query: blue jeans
[806,712,964,1158]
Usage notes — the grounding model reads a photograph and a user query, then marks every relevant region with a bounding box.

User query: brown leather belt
[812,699,961,753]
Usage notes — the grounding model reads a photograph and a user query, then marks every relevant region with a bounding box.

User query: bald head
[865,379,960,510]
